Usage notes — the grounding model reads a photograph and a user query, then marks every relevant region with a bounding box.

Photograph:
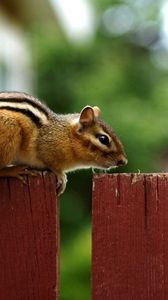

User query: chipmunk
[0,92,127,195]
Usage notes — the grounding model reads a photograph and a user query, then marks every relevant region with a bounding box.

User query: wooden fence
[0,172,168,299]
[92,173,168,300]
[0,172,59,300]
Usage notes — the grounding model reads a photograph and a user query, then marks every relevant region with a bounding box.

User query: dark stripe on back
[0,97,49,117]
[0,107,42,127]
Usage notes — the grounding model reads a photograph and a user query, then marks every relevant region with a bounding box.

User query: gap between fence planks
[92,173,168,300]
[0,172,59,300]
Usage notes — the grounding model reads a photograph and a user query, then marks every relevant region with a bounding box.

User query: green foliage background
[31,1,168,298]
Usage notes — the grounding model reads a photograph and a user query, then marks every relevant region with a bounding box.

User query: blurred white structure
[49,0,96,43]
[0,0,56,93]
[149,0,168,70]
[0,0,95,94]
[0,12,33,92]
[161,0,168,49]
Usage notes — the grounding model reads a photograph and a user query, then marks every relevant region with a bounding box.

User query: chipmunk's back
[0,92,50,127]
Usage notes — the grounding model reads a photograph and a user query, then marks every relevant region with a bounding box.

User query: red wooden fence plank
[0,172,59,300]
[92,173,168,300]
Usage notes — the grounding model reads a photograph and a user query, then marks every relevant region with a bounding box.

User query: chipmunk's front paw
[56,172,67,196]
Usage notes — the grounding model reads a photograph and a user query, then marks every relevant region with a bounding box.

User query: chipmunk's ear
[93,106,101,118]
[79,106,95,126]
[79,105,101,127]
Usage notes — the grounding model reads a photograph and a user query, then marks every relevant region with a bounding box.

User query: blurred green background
[1,0,168,298]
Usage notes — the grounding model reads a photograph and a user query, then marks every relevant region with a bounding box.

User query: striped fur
[0,92,49,126]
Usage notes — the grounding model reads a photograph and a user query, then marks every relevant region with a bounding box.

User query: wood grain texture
[92,173,168,300]
[0,172,59,300]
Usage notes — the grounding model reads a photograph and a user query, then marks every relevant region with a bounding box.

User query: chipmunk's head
[71,105,128,170]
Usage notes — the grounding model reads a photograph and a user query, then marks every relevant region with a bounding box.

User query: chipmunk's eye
[97,135,110,146]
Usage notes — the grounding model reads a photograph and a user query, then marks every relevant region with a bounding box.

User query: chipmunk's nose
[117,156,128,167]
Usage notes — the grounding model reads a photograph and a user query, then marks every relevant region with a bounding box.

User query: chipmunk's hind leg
[0,114,21,168]
[0,114,41,180]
